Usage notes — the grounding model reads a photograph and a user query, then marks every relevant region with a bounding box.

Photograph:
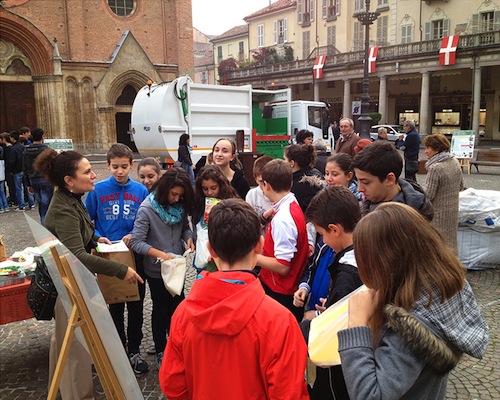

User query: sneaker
[129,352,149,374]
[28,205,35,210]
[3,208,9,213]
[156,352,164,369]
[146,344,156,355]
[0,209,4,214]
[14,207,25,212]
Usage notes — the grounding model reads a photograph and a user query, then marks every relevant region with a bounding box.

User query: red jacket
[159,270,309,400]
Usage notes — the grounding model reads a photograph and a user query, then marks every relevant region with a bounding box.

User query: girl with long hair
[338,202,489,399]
[130,168,194,369]
[212,138,250,199]
[177,133,195,185]
[192,164,238,271]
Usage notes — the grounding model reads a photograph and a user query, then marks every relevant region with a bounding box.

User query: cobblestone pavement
[0,156,498,399]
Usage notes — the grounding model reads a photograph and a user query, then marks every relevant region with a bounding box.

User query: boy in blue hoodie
[85,143,149,373]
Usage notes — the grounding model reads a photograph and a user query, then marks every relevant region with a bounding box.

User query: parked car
[369,125,406,142]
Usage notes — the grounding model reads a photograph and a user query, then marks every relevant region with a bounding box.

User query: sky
[192,0,273,36]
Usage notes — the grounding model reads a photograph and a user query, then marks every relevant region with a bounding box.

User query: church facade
[0,0,193,151]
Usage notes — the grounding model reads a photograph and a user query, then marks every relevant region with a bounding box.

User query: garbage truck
[131,76,333,164]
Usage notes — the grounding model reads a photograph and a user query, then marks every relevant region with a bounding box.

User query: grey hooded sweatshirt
[337,281,489,400]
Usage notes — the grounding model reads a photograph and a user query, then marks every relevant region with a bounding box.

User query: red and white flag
[439,35,459,66]
[313,55,327,79]
[368,46,379,73]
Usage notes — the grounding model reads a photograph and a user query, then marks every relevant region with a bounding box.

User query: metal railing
[228,31,500,80]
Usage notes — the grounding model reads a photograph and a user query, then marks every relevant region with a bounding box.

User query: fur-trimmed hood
[384,281,489,374]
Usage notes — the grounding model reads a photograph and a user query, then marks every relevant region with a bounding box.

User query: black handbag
[26,256,58,320]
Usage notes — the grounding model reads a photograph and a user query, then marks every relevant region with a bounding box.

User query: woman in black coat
[178,133,195,185]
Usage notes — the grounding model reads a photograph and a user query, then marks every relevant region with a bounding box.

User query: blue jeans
[0,181,8,209]
[12,172,25,209]
[181,162,195,186]
[31,178,54,225]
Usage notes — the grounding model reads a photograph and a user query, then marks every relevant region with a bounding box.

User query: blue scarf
[149,192,184,225]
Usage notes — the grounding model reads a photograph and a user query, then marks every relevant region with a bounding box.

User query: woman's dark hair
[296,129,313,144]
[35,149,84,188]
[179,133,190,146]
[284,144,316,169]
[152,167,194,212]
[193,165,237,224]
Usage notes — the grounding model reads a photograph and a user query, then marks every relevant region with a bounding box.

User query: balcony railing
[228,31,500,80]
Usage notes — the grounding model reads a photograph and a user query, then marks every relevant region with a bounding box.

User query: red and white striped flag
[313,55,327,79]
[439,35,459,66]
[368,46,379,73]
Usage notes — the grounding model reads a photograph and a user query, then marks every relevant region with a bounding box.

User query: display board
[25,215,143,400]
[450,130,475,158]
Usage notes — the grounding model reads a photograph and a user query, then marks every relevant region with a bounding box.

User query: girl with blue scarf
[130,168,194,369]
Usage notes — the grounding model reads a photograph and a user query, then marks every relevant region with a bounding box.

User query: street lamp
[354,0,379,139]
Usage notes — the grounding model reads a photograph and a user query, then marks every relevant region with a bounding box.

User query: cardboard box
[0,235,6,262]
[94,249,140,304]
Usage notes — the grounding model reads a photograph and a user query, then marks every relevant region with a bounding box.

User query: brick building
[0,0,193,151]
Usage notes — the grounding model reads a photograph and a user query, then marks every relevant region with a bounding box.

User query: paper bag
[95,249,140,304]
[308,285,367,367]
[0,235,6,262]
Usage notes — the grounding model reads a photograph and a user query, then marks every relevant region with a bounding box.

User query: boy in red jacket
[160,199,309,400]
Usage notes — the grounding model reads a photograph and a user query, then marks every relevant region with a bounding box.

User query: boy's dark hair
[31,127,44,142]
[305,186,361,233]
[107,143,133,163]
[296,129,313,144]
[284,144,316,169]
[208,199,261,265]
[261,159,292,193]
[253,155,273,177]
[19,126,30,134]
[10,130,20,141]
[351,140,403,182]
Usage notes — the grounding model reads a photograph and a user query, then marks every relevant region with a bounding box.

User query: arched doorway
[115,85,138,152]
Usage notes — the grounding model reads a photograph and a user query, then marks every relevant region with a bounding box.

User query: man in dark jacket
[23,127,54,223]
[5,130,27,211]
[352,140,434,221]
[396,120,421,181]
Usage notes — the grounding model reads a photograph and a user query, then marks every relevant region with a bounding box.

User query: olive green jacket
[44,189,127,279]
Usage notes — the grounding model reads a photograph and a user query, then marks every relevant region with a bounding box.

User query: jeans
[30,178,54,225]
[404,158,419,182]
[182,162,195,186]
[0,181,8,209]
[109,256,146,355]
[12,172,25,209]
[147,276,184,353]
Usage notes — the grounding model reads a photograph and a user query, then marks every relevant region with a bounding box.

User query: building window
[108,0,134,17]
[298,0,315,25]
[274,18,288,44]
[354,0,364,13]
[353,21,364,51]
[322,0,340,20]
[239,41,245,62]
[116,85,137,105]
[378,0,388,5]
[200,71,208,84]
[377,15,388,45]
[327,26,336,55]
[217,46,223,63]
[431,76,441,93]
[401,24,413,44]
[302,31,310,59]
[257,24,264,48]
[424,19,449,40]
[481,11,495,31]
